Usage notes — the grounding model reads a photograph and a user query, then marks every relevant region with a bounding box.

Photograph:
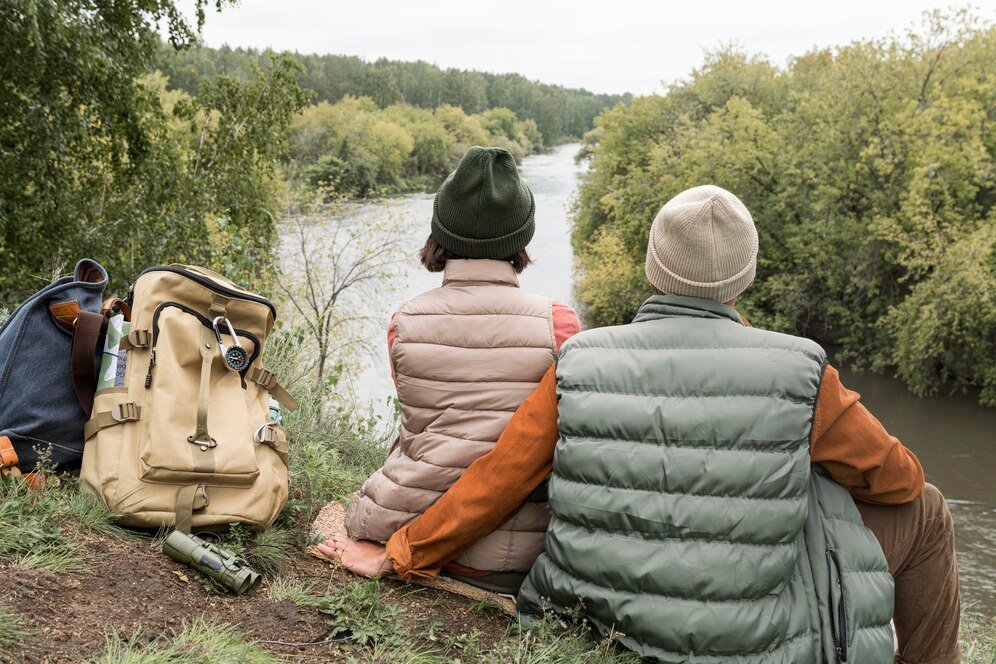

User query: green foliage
[573,10,996,403]
[266,576,321,607]
[221,523,292,576]
[262,327,392,538]
[0,0,307,303]
[470,615,640,664]
[317,581,406,646]
[91,618,279,664]
[0,473,125,572]
[286,96,540,197]
[154,45,629,146]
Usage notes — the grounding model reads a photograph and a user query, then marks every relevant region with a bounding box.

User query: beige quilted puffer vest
[346,259,557,573]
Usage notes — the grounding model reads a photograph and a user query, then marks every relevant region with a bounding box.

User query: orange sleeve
[552,301,581,352]
[386,363,561,581]
[812,364,924,504]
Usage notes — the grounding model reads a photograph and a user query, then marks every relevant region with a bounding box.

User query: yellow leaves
[575,229,649,328]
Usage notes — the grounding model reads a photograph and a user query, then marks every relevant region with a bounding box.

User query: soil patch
[2,531,511,663]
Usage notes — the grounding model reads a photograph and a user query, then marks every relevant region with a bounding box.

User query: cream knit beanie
[644,185,758,303]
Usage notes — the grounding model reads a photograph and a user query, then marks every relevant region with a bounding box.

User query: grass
[0,601,33,662]
[266,576,322,608]
[961,609,996,664]
[89,619,279,664]
[262,330,393,544]
[0,472,125,572]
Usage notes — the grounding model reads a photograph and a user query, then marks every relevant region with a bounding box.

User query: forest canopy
[572,11,996,405]
[152,44,629,146]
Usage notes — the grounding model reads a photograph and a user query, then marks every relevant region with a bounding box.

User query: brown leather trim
[49,300,80,331]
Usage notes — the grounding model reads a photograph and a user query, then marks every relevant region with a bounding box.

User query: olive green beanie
[431,146,536,258]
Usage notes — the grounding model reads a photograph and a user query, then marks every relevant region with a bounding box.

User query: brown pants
[857,484,961,664]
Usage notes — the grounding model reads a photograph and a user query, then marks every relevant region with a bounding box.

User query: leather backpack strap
[102,297,132,322]
[71,310,106,417]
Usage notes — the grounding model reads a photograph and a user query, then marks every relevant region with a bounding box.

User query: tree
[275,191,409,385]
[0,0,309,300]
[572,10,996,404]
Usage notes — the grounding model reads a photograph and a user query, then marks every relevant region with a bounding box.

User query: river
[305,142,995,616]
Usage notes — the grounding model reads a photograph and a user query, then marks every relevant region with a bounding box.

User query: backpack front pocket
[140,303,259,486]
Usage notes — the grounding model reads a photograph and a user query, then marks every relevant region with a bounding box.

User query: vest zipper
[825,548,849,662]
[145,301,260,388]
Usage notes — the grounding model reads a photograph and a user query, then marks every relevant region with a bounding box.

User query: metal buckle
[187,435,218,450]
[112,402,138,422]
[253,424,274,445]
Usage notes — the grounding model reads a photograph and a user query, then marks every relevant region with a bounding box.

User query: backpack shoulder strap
[71,311,106,417]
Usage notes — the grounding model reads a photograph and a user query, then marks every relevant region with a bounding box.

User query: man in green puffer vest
[328,186,962,663]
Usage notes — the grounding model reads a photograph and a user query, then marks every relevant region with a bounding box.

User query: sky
[182,1,996,96]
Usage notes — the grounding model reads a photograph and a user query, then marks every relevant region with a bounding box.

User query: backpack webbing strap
[249,367,299,411]
[188,325,218,456]
[71,311,107,417]
[175,484,207,534]
[83,402,142,440]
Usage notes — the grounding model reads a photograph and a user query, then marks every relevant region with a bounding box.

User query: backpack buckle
[112,402,140,423]
[252,368,276,390]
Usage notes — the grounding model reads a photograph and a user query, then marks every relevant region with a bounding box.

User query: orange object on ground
[0,435,52,489]
[0,435,21,478]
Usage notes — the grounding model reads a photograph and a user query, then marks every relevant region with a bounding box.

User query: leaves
[0,3,306,299]
[572,10,996,404]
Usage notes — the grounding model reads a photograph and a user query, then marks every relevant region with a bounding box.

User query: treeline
[286,97,542,196]
[153,44,628,146]
[0,1,308,301]
[573,11,995,405]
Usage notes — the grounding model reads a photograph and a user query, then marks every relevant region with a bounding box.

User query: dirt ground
[2,530,511,663]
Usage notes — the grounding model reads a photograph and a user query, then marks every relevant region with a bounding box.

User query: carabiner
[212,316,251,372]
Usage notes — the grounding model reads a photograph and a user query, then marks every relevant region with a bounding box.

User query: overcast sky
[183,1,995,95]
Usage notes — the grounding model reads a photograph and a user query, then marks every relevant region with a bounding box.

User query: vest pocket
[139,303,259,486]
[825,548,850,662]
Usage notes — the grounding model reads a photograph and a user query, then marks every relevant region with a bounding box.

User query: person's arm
[811,364,925,504]
[386,363,561,581]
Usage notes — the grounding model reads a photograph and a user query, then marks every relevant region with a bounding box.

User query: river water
[303,142,995,616]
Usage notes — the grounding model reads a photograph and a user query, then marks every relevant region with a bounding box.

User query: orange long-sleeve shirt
[385,362,925,582]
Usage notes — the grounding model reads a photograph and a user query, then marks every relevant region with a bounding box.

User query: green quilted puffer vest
[517,295,894,663]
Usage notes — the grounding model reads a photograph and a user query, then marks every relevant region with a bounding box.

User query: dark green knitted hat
[431,146,535,258]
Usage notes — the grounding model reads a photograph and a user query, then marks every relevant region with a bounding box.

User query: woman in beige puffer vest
[343,147,579,593]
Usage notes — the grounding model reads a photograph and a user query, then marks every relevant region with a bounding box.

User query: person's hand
[316,535,393,578]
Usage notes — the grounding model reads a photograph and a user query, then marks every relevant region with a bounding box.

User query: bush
[571,10,996,403]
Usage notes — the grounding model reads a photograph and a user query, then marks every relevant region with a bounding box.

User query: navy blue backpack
[0,259,109,474]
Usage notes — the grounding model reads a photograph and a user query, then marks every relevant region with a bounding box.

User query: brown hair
[419,235,533,273]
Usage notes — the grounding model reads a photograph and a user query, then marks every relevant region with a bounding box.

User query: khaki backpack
[81,265,297,532]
